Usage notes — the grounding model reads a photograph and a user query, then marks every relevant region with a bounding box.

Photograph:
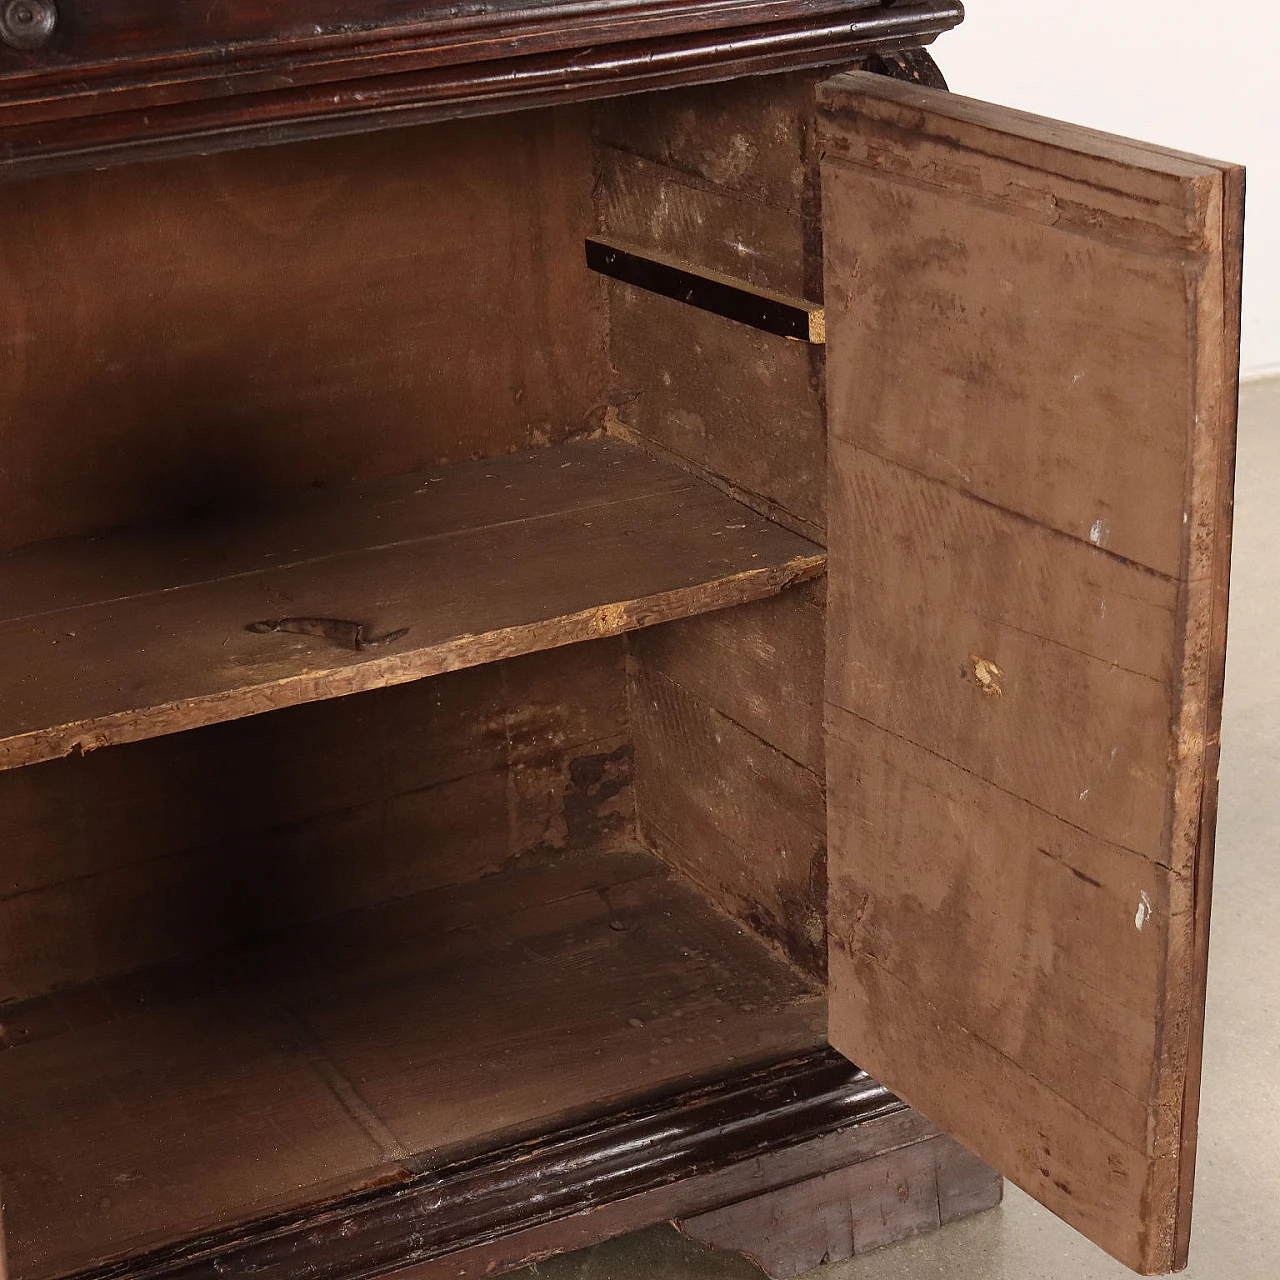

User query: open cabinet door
[819,72,1243,1274]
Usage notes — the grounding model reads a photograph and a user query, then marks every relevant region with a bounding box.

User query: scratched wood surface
[596,72,828,538]
[0,438,823,772]
[819,73,1243,1274]
[0,845,825,1280]
[629,585,828,977]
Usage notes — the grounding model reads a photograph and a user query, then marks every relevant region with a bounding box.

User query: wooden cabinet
[0,4,1243,1279]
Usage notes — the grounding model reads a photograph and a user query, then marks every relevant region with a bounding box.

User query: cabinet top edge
[817,70,1241,187]
[0,1,961,180]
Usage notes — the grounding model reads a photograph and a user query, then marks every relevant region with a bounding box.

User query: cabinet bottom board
[0,844,826,1280]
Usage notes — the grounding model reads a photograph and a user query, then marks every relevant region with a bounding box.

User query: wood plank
[0,846,824,1280]
[0,995,391,1280]
[828,709,1177,1162]
[605,290,827,537]
[819,72,1242,1274]
[631,663,827,977]
[0,439,823,772]
[629,582,825,774]
[819,72,1227,580]
[277,851,825,1163]
[597,89,829,537]
[827,445,1180,863]
[593,69,826,300]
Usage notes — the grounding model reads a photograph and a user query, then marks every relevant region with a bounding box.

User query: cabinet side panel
[629,587,828,977]
[595,72,828,537]
[0,106,604,552]
[819,73,1241,1274]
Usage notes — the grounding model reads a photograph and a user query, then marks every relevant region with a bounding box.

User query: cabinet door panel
[819,71,1242,1274]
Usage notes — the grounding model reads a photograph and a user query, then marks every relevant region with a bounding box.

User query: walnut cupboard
[0,3,1243,1279]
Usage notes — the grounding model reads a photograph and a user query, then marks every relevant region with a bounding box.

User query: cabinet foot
[676,1134,1002,1278]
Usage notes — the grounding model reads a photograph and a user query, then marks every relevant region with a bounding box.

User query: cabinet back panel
[0,639,632,1005]
[0,107,604,552]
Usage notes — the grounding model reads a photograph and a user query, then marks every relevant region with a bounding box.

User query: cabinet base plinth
[678,1133,1002,1278]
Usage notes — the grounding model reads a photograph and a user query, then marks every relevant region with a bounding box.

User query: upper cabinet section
[0,0,961,177]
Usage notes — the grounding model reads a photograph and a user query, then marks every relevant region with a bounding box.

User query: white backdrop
[935,0,1278,378]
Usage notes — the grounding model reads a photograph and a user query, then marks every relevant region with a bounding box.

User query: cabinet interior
[0,69,837,1280]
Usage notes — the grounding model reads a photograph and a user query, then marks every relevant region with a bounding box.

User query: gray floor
[520,376,1280,1280]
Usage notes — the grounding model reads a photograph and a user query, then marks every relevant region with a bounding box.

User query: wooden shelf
[0,845,826,1280]
[0,438,823,772]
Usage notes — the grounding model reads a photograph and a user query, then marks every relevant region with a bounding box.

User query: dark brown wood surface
[0,846,825,1280]
[819,73,1243,1273]
[0,4,962,177]
[0,439,823,772]
[0,639,632,1004]
[53,1053,923,1280]
[0,113,604,552]
[679,1132,1001,1276]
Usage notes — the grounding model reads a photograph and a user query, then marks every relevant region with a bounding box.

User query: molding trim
[0,2,963,177]
[70,1052,907,1280]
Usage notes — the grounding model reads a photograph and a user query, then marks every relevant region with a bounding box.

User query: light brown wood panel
[819,72,1242,1274]
[629,583,825,773]
[0,439,823,771]
[631,663,826,977]
[828,709,1176,1161]
[595,72,828,537]
[0,108,604,552]
[827,446,1180,862]
[594,68,826,299]
[820,74,1227,581]
[0,847,824,1280]
[605,288,827,536]
[595,150,810,302]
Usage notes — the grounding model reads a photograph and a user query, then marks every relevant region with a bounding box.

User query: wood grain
[0,847,825,1280]
[629,582,825,773]
[819,72,1243,1274]
[0,112,604,551]
[0,6,963,177]
[0,439,823,772]
[594,68,826,300]
[0,639,632,1004]
[597,72,828,535]
[630,654,827,977]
